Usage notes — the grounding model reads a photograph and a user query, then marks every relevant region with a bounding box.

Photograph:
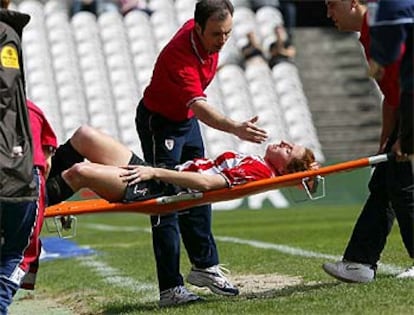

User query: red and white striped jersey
[176,151,275,187]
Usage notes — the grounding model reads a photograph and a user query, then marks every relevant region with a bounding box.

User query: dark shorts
[123,153,180,203]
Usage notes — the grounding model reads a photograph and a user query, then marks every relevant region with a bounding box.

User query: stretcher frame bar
[44,153,391,217]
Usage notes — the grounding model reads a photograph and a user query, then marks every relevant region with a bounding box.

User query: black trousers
[399,91,413,155]
[135,101,219,291]
[343,159,414,267]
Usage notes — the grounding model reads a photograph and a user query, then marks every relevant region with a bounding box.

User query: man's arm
[378,99,398,153]
[190,100,268,144]
[120,165,228,191]
[42,148,54,179]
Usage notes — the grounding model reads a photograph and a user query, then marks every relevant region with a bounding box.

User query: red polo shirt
[27,100,58,172]
[143,19,219,122]
[359,13,403,109]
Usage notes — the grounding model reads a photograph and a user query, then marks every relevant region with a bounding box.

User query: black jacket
[0,9,37,202]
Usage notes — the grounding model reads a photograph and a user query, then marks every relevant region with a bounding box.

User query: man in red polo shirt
[135,0,268,307]
[323,0,414,282]
[20,100,57,290]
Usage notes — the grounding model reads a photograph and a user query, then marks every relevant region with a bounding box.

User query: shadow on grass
[102,298,207,314]
[103,302,159,314]
[101,281,340,313]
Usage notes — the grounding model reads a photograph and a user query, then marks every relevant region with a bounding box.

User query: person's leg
[51,125,133,177]
[389,160,414,259]
[343,164,394,266]
[183,204,239,295]
[179,120,238,295]
[179,205,218,267]
[135,102,185,292]
[399,91,413,155]
[323,164,393,282]
[135,102,202,306]
[21,168,46,290]
[47,125,134,205]
[48,141,84,179]
[149,212,183,290]
[71,0,82,16]
[0,184,38,312]
[62,161,130,202]
[0,203,35,313]
[71,125,133,166]
[47,135,84,205]
[279,0,296,47]
[178,119,218,268]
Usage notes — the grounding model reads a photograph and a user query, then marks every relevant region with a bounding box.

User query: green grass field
[13,203,414,315]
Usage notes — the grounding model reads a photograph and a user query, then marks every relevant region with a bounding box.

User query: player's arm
[120,165,228,191]
[42,145,55,179]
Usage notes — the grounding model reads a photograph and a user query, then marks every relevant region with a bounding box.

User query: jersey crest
[165,139,174,151]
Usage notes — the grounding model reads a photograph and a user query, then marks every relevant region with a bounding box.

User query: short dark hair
[194,0,234,32]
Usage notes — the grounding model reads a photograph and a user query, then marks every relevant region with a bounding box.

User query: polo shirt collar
[190,29,210,64]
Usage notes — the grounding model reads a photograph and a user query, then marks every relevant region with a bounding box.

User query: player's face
[265,141,305,174]
[196,12,232,54]
[326,0,355,31]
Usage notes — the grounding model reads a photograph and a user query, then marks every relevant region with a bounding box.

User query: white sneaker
[396,265,414,279]
[159,285,201,307]
[322,260,375,283]
[187,265,239,296]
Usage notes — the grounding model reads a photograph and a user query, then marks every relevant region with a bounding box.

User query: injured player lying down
[46,125,318,205]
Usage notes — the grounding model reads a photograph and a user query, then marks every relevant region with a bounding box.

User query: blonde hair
[285,148,316,174]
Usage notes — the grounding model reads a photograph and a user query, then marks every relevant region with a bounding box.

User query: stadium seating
[43,0,69,16]
[255,5,284,40]
[18,0,324,162]
[271,62,324,161]
[149,0,175,12]
[124,10,157,96]
[19,0,64,139]
[232,6,257,49]
[174,0,196,24]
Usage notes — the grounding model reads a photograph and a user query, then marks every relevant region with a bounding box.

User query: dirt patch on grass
[9,289,103,315]
[9,291,75,315]
[11,273,303,313]
[189,272,303,298]
[231,273,303,295]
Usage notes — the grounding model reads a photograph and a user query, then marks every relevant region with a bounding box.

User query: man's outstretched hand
[234,116,268,143]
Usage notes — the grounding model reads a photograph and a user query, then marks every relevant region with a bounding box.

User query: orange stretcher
[44,153,391,218]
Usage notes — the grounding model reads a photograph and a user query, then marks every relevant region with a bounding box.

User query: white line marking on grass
[216,236,340,260]
[84,223,151,233]
[214,236,404,275]
[84,223,404,275]
[77,255,157,302]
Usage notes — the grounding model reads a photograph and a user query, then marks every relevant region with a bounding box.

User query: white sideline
[214,236,403,275]
[77,255,157,302]
[84,223,404,275]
